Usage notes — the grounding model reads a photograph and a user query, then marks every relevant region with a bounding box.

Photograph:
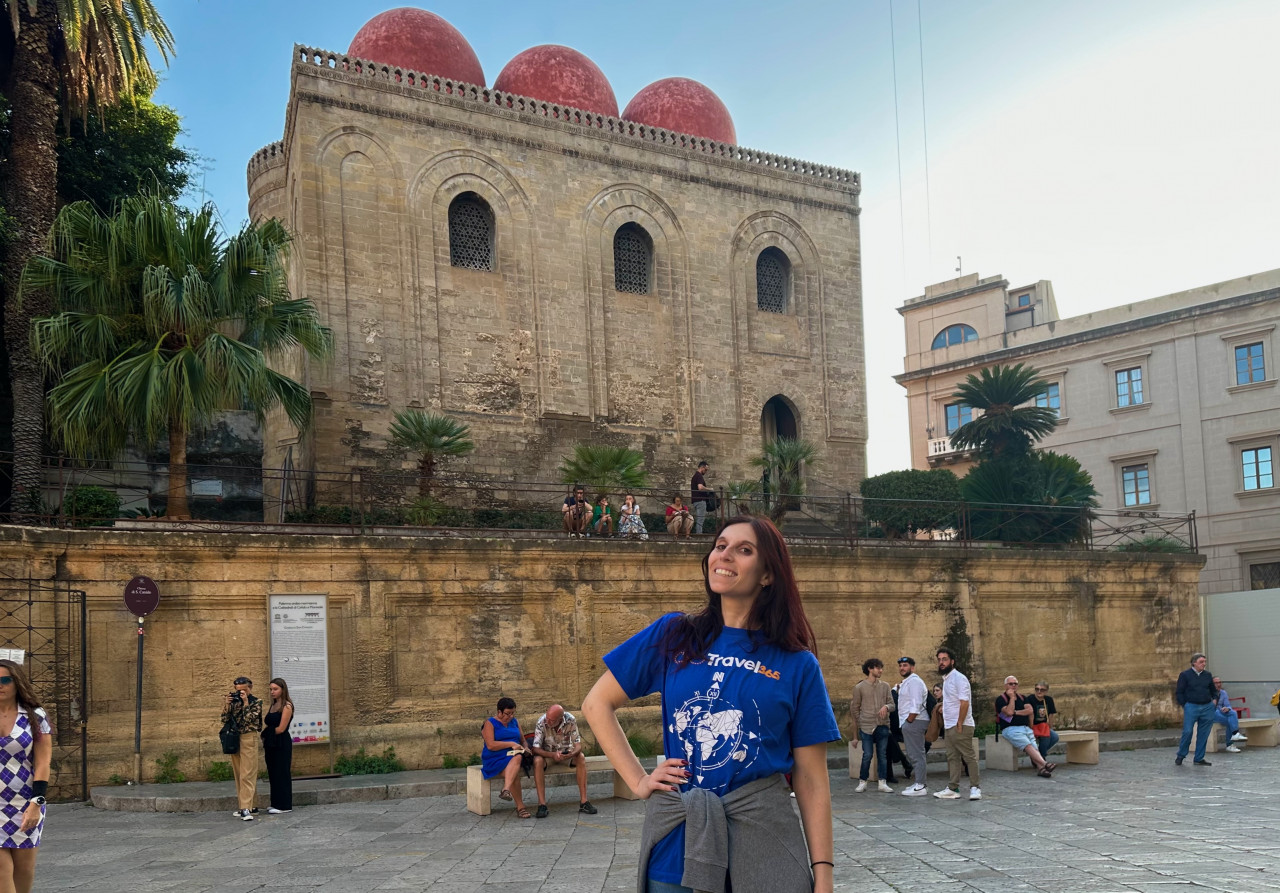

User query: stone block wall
[0,527,1203,787]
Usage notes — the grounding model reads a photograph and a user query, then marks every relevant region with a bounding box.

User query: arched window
[613,223,652,294]
[931,324,978,350]
[448,192,495,271]
[755,247,791,313]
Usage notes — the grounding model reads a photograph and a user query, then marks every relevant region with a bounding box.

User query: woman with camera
[0,659,51,893]
[220,676,262,820]
[262,678,294,814]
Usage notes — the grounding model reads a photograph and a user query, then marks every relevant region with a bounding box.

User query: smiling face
[707,522,772,604]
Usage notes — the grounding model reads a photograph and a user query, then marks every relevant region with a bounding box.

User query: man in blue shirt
[1174,652,1216,766]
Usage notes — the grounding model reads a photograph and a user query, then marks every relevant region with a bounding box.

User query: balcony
[927,437,973,466]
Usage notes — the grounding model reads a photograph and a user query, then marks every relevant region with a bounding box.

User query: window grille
[614,224,652,294]
[449,193,495,271]
[756,248,790,313]
[1250,561,1280,590]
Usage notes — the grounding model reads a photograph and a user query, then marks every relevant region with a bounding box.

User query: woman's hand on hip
[634,757,688,799]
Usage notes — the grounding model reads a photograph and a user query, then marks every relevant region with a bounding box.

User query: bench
[1192,716,1279,753]
[984,729,1099,771]
[466,754,637,816]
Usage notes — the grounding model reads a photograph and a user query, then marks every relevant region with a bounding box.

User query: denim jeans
[1036,729,1059,760]
[693,499,707,534]
[647,881,694,893]
[1176,701,1216,762]
[1213,706,1240,737]
[859,725,889,781]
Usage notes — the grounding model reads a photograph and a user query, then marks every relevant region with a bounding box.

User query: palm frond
[557,445,648,491]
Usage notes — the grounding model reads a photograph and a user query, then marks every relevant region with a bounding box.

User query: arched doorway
[761,395,798,443]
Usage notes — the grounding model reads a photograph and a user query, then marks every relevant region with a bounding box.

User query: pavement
[43,735,1280,892]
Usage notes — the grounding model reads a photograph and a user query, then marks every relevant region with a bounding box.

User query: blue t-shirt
[604,613,840,884]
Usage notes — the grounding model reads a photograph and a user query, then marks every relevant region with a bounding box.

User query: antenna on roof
[955,256,962,275]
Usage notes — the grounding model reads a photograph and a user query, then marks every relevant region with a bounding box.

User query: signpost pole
[134,617,144,784]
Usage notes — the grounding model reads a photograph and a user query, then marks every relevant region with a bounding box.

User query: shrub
[441,755,464,769]
[105,773,128,785]
[859,469,961,538]
[64,485,122,527]
[1113,536,1193,554]
[335,746,406,775]
[205,761,234,782]
[153,751,186,784]
[625,729,661,758]
[973,721,998,740]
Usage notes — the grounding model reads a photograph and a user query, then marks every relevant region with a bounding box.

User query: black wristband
[811,861,833,868]
[31,781,48,798]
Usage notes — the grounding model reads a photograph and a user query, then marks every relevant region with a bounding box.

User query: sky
[151,0,1280,475]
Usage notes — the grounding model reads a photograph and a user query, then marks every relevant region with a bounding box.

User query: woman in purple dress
[0,658,51,893]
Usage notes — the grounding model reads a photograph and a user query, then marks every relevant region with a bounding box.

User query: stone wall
[0,526,1203,787]
[248,48,867,495]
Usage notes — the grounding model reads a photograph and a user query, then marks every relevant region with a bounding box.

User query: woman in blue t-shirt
[583,515,839,893]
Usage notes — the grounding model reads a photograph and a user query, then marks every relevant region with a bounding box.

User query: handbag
[924,704,942,743]
[220,720,240,755]
[1032,721,1051,738]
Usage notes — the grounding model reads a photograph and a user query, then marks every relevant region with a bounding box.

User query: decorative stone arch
[761,393,800,443]
[314,127,407,409]
[581,184,692,425]
[730,211,822,358]
[408,149,537,416]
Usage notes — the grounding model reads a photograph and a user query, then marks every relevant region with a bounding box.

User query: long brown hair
[0,660,45,741]
[269,677,293,709]
[661,515,818,666]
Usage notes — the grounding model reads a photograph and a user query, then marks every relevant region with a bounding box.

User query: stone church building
[247,8,866,494]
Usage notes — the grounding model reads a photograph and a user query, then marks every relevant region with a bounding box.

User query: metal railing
[0,453,1198,553]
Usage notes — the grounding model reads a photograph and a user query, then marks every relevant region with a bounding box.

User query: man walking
[1174,652,1216,766]
[850,658,894,793]
[934,648,981,801]
[690,460,713,534]
[896,656,929,796]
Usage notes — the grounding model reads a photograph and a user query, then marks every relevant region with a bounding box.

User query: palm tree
[2,0,174,507]
[949,363,1058,460]
[388,409,475,497]
[25,192,333,518]
[750,437,819,522]
[557,445,648,493]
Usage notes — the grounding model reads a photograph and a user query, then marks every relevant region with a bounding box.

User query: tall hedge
[859,469,961,538]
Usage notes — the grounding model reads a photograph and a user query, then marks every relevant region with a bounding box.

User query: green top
[592,504,614,524]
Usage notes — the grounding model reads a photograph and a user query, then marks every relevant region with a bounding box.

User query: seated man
[531,704,597,817]
[996,676,1055,777]
[591,495,615,538]
[1027,681,1060,760]
[1213,676,1247,752]
[562,486,592,538]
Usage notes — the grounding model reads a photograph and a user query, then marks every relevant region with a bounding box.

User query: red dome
[622,77,736,144]
[494,45,618,118]
[348,7,485,86]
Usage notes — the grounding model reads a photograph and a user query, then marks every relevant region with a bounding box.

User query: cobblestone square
[43,745,1280,892]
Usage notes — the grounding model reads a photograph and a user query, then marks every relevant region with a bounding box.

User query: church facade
[247,12,866,496]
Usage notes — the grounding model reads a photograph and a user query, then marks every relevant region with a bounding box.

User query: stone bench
[985,729,1099,771]
[1192,716,1279,753]
[466,754,637,815]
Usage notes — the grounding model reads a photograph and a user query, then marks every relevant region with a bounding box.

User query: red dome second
[622,77,736,145]
[493,45,618,118]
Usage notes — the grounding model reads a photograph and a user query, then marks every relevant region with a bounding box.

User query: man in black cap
[896,657,929,796]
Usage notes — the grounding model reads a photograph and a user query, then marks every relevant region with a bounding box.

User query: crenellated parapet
[247,140,286,185]
[293,45,859,192]
[246,140,287,222]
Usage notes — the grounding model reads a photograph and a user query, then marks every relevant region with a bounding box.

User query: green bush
[153,751,186,784]
[64,485,122,527]
[441,755,464,769]
[1113,536,1193,553]
[335,746,406,775]
[105,773,128,785]
[205,761,233,782]
[625,729,661,758]
[860,469,961,537]
[974,721,998,740]
[284,505,408,526]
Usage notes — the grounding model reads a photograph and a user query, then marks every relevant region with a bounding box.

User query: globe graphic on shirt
[669,672,760,783]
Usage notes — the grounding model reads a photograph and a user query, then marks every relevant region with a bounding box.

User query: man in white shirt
[934,648,981,801]
[896,657,929,796]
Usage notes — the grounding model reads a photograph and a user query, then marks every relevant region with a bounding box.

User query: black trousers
[263,737,293,810]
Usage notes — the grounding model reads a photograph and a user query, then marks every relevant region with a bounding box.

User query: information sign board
[268,594,331,744]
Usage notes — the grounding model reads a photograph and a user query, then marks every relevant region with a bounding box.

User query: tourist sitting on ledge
[665,495,694,538]
[562,486,592,538]
[592,496,616,538]
[996,676,1055,777]
[619,493,649,540]
[480,697,533,818]
[1213,676,1247,752]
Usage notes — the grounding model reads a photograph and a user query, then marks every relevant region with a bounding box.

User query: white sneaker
[878,780,894,793]
[268,807,292,814]
[855,780,868,792]
[1225,745,1242,753]
[1230,733,1247,742]
[901,783,928,797]
[969,786,982,801]
[240,809,254,821]
[933,788,961,799]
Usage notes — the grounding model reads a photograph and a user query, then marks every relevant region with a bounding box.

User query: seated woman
[619,493,649,540]
[666,495,694,538]
[996,677,1055,777]
[592,496,616,537]
[481,697,533,817]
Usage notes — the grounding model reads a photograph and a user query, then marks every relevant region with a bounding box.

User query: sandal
[1037,767,1052,777]
[499,789,513,801]
[1045,762,1057,773]
[516,807,532,819]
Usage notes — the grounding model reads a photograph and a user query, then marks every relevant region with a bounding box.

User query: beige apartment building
[895,269,1280,604]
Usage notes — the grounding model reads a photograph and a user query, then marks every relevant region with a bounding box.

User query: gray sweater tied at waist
[636,774,814,893]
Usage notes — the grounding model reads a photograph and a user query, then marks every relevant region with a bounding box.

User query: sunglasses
[0,676,13,685]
